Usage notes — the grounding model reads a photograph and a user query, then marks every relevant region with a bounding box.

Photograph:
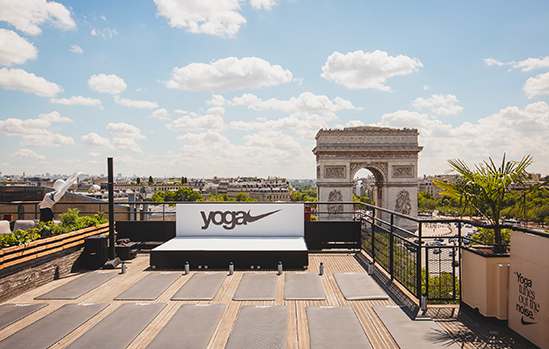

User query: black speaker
[84,235,108,270]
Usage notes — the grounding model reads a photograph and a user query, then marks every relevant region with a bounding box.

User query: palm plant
[433,154,535,253]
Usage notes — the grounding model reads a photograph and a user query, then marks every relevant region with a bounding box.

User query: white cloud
[0,29,38,66]
[81,133,114,150]
[171,129,313,177]
[154,0,247,37]
[378,102,549,174]
[206,94,227,106]
[177,129,230,143]
[523,72,549,98]
[39,111,73,123]
[423,85,431,90]
[0,67,63,97]
[11,148,45,159]
[22,133,74,147]
[174,109,188,114]
[230,92,362,113]
[106,122,146,140]
[112,137,143,153]
[90,27,118,40]
[88,74,127,94]
[149,109,170,120]
[88,152,101,157]
[483,58,505,67]
[346,120,364,127]
[229,111,338,139]
[114,95,159,108]
[50,95,103,109]
[249,0,278,10]
[412,94,463,115]
[321,50,423,91]
[165,109,226,131]
[69,44,83,54]
[485,56,549,72]
[0,0,76,35]
[165,56,292,92]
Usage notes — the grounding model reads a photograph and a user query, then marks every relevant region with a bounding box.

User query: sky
[1,0,549,179]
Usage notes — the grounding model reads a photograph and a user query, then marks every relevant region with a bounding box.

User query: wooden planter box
[461,247,510,320]
[0,223,109,302]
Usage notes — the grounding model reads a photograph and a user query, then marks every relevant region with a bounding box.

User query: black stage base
[150,250,308,270]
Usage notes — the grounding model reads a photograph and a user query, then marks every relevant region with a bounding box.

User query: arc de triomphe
[313,126,423,221]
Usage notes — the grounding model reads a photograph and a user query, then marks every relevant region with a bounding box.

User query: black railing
[3,199,548,304]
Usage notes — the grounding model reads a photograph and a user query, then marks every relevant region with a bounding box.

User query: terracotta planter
[461,247,510,320]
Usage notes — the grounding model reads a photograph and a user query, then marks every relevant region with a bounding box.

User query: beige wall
[461,249,510,319]
[508,231,549,349]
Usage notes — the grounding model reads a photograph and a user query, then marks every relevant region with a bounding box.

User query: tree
[433,154,538,253]
[148,176,153,184]
[136,177,141,185]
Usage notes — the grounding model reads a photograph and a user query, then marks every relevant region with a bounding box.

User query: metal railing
[3,199,548,304]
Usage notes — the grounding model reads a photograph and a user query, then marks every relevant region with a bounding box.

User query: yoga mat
[333,273,389,300]
[146,304,225,349]
[0,303,107,349]
[373,305,461,349]
[233,273,277,301]
[0,303,47,331]
[114,273,181,300]
[306,306,371,349]
[283,273,325,300]
[35,272,117,300]
[225,305,287,349]
[171,273,226,301]
[66,303,166,349]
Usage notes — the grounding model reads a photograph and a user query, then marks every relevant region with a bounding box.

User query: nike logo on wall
[521,316,536,325]
[244,209,282,222]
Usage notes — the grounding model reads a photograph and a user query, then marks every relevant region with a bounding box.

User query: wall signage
[176,203,304,237]
[508,231,549,349]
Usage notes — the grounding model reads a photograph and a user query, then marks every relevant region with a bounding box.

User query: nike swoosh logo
[244,209,282,223]
[521,316,536,325]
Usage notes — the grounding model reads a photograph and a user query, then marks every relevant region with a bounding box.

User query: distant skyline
[1,0,549,179]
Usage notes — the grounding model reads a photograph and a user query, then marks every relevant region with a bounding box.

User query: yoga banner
[176,203,304,237]
[508,231,549,349]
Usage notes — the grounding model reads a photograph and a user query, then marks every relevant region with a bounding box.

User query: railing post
[389,213,394,281]
[371,208,376,263]
[458,221,462,301]
[416,222,423,301]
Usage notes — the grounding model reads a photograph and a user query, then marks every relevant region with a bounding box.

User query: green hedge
[0,209,107,249]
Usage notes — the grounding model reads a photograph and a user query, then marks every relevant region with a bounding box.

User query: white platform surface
[153,237,308,252]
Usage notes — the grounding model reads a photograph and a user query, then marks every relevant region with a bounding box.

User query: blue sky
[1,0,549,179]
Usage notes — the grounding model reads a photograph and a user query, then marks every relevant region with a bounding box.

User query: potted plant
[433,154,546,319]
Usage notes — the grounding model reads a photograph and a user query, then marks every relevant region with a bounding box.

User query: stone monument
[312,126,422,224]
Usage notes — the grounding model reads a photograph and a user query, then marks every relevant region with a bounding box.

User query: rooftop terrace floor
[0,251,537,349]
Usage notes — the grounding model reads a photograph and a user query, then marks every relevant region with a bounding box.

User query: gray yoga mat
[146,304,225,349]
[333,273,389,300]
[114,273,181,300]
[66,303,166,349]
[35,271,117,300]
[233,273,277,301]
[284,273,325,300]
[373,305,461,349]
[306,306,371,349]
[0,303,47,331]
[0,303,107,349]
[225,305,287,349]
[171,273,226,301]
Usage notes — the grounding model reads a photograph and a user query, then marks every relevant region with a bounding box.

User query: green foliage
[148,176,154,184]
[208,194,233,202]
[471,227,511,245]
[433,154,544,250]
[150,187,203,204]
[136,177,141,184]
[236,193,257,202]
[291,183,317,198]
[0,209,107,249]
